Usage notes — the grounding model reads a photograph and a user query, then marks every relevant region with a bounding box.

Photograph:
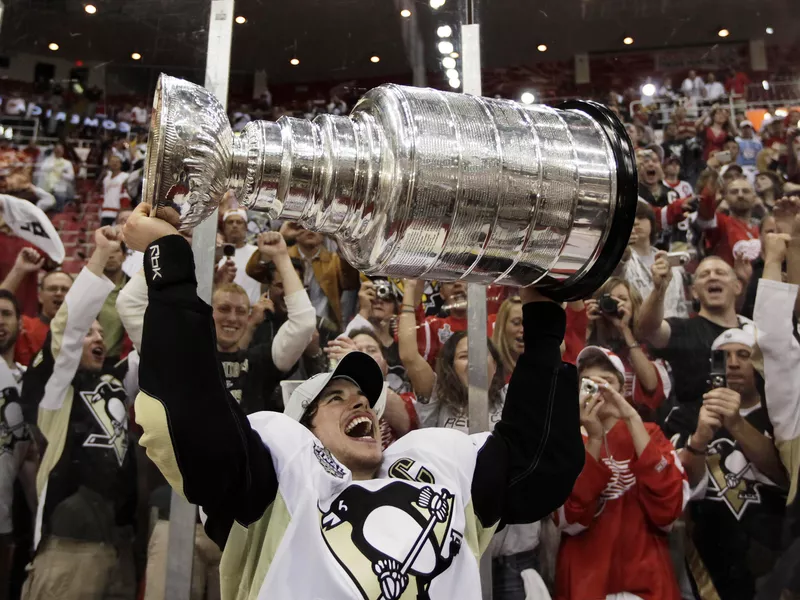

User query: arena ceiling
[0,0,798,86]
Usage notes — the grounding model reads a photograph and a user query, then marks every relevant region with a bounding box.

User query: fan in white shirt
[704,73,726,102]
[101,156,129,226]
[216,209,261,304]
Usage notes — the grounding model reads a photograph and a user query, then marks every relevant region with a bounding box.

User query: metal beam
[164,0,234,598]
[461,20,493,600]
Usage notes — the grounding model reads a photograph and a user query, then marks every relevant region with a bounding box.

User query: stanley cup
[144,74,637,300]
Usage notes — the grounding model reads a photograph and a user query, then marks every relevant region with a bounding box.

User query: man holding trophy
[126,75,637,598]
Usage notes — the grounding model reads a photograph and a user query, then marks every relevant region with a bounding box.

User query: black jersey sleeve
[471,301,585,527]
[134,235,278,534]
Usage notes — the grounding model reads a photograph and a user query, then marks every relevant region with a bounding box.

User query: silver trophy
[145,74,636,300]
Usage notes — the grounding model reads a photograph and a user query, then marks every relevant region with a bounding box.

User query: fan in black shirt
[639,254,753,409]
[672,328,787,600]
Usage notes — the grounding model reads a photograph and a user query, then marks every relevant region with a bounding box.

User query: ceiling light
[520,92,535,105]
[717,28,730,37]
[448,77,460,89]
[446,68,459,80]
[450,52,459,58]
[84,4,97,14]
[235,16,246,24]
[775,108,788,117]
[623,36,634,45]
[442,56,456,69]
[765,27,774,35]
[437,25,452,38]
[290,58,300,66]
[430,0,446,8]
[131,52,142,60]
[641,83,656,97]
[537,44,547,52]
[438,41,454,54]
[48,43,59,51]
[400,9,411,17]
[370,55,380,63]
[762,80,770,90]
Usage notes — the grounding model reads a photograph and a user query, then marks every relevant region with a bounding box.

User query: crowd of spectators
[0,67,799,600]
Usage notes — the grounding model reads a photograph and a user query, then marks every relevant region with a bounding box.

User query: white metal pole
[461,20,493,600]
[164,1,234,597]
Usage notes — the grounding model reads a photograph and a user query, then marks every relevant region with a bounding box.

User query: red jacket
[554,422,687,600]
[698,187,759,266]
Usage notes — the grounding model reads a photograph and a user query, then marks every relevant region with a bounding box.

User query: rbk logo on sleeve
[149,245,162,280]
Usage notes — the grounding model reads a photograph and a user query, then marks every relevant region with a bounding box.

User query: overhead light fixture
[131,52,142,60]
[442,56,456,69]
[775,108,788,117]
[430,0,446,8]
[762,80,770,90]
[235,16,246,24]
[520,92,535,105]
[537,44,547,52]
[717,28,730,37]
[445,68,459,80]
[641,83,656,97]
[400,9,411,17]
[448,77,460,89]
[437,25,452,38]
[450,52,459,58]
[765,26,774,34]
[438,41,454,54]
[290,58,300,66]
[84,4,97,14]
[370,55,380,63]
[48,43,59,51]
[623,36,634,45]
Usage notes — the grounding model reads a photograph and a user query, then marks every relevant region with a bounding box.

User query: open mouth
[221,326,240,335]
[344,415,375,441]
[91,346,105,360]
[707,284,724,295]
[645,168,657,179]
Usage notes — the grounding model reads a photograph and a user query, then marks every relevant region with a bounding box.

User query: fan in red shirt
[0,247,73,366]
[697,174,759,266]
[554,350,688,600]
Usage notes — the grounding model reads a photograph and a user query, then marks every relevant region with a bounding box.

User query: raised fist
[14,247,44,273]
[257,231,288,261]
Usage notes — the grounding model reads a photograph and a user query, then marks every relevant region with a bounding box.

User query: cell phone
[715,150,732,164]
[580,378,600,403]
[707,349,727,390]
[223,243,235,258]
[666,251,692,267]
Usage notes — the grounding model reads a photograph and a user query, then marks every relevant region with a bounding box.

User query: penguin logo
[0,386,27,456]
[706,437,773,519]
[319,481,463,599]
[79,374,129,466]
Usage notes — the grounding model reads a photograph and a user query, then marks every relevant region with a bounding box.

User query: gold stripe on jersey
[136,392,186,497]
[219,494,291,600]
[36,388,74,495]
[777,438,800,505]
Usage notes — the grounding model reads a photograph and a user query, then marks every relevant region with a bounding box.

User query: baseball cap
[577,346,626,381]
[664,155,681,166]
[711,328,755,351]
[283,351,386,422]
[739,119,754,129]
[222,208,248,222]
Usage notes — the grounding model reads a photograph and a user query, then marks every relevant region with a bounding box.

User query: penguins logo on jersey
[319,481,463,599]
[706,437,773,519]
[0,387,27,456]
[79,374,129,466]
